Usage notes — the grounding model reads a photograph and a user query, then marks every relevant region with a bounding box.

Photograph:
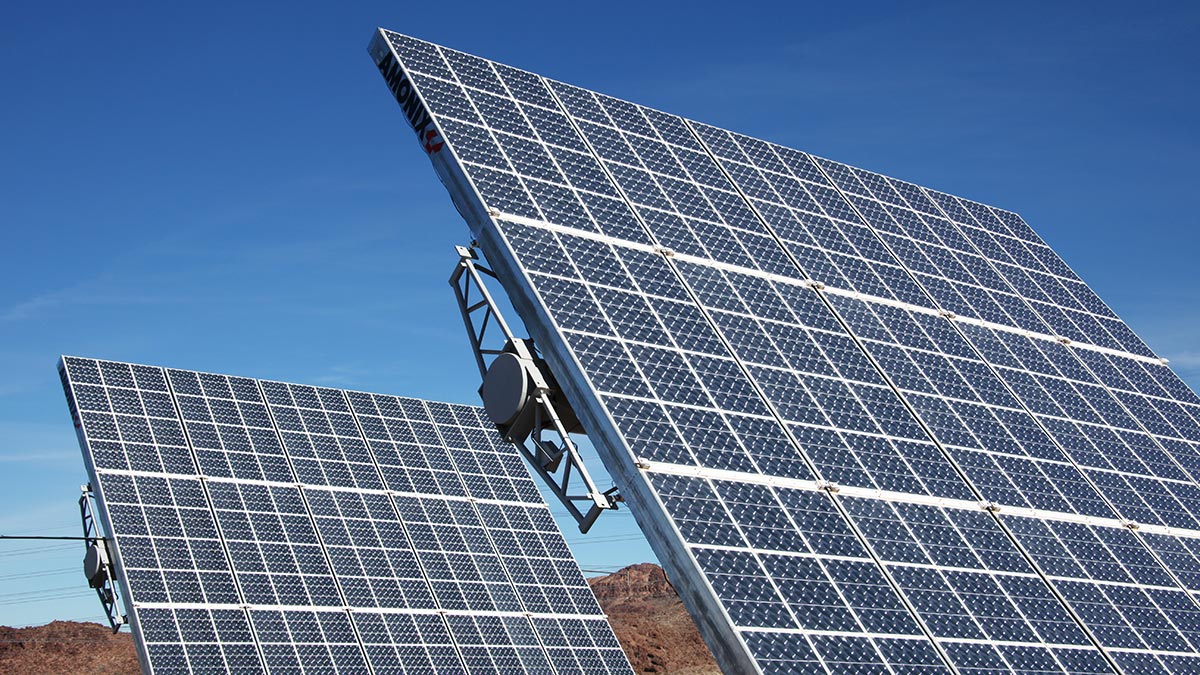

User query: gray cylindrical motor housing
[480,352,531,426]
[84,542,109,589]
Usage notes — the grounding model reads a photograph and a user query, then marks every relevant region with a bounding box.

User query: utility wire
[563,533,647,545]
[0,591,94,607]
[0,543,77,557]
[4,524,81,535]
[0,535,91,541]
[0,567,75,582]
[0,585,90,599]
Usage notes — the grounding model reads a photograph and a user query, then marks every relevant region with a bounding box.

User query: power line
[0,591,94,607]
[0,543,77,557]
[0,585,90,600]
[0,535,91,541]
[0,567,75,582]
[549,508,633,517]
[563,534,646,545]
[3,524,80,536]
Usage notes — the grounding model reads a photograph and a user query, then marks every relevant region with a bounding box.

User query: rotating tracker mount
[80,484,125,632]
[451,246,619,533]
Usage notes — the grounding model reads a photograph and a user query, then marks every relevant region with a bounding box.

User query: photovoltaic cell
[61,357,630,675]
[372,30,1200,673]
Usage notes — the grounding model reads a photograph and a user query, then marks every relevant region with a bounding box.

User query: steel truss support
[80,484,125,632]
[450,246,619,533]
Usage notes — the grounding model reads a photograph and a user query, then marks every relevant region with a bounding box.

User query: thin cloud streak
[1,283,170,323]
[0,451,77,464]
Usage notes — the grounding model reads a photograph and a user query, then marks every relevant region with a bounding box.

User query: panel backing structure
[61,357,631,675]
[371,29,1200,674]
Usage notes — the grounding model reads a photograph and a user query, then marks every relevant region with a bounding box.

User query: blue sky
[1,1,1197,627]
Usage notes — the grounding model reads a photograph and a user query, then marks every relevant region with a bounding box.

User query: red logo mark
[423,127,445,154]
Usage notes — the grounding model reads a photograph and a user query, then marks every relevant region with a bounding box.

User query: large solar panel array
[61,357,631,674]
[372,30,1200,674]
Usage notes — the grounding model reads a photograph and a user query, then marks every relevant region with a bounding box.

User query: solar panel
[371,29,1200,674]
[60,356,631,674]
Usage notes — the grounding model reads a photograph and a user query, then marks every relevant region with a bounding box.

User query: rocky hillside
[0,620,137,674]
[1,564,717,674]
[589,563,720,674]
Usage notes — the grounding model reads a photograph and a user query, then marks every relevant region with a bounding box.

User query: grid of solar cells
[811,162,1120,348]
[807,164,1200,531]
[957,326,1200,527]
[373,32,1106,673]
[815,176,1200,517]
[690,123,1200,602]
[372,30,1200,674]
[61,357,630,675]
[497,215,1098,670]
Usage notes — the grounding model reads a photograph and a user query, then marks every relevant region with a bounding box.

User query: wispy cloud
[307,365,374,387]
[1167,352,1200,367]
[1164,352,1200,383]
[0,450,77,464]
[0,382,32,398]
[205,228,403,268]
[0,500,82,536]
[1,279,169,323]
[0,422,79,466]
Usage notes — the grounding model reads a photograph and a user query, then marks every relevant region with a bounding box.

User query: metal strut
[79,484,125,632]
[450,246,619,533]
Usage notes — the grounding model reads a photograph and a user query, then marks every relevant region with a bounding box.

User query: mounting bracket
[79,484,125,633]
[450,246,620,533]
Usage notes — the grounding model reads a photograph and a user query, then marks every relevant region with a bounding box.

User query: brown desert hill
[1,563,717,674]
[589,563,720,675]
[0,620,137,674]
